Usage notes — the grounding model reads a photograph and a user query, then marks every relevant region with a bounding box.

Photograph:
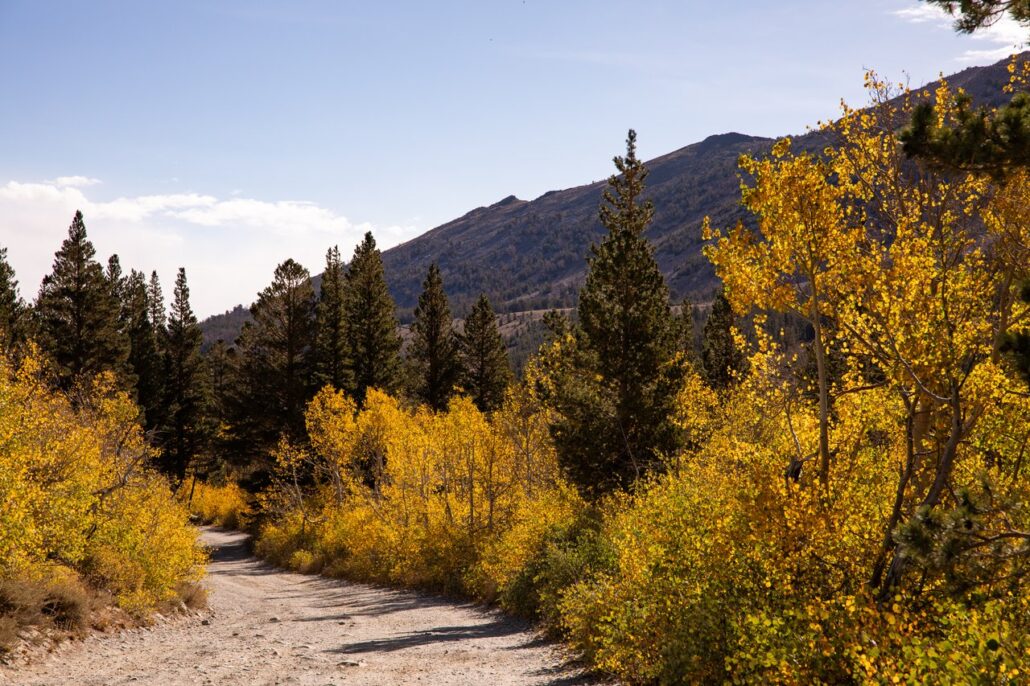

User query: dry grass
[0,615,19,652]
[0,574,106,653]
[40,577,90,631]
[177,582,209,611]
[0,578,47,629]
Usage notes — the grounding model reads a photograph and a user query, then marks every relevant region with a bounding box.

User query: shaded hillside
[201,52,1026,347]
[383,130,771,319]
[200,304,250,349]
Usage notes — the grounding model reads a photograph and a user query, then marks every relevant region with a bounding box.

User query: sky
[0,1,1026,318]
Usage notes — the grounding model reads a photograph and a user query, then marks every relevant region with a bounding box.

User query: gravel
[1,528,594,685]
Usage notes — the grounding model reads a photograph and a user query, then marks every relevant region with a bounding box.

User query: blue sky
[0,0,1025,316]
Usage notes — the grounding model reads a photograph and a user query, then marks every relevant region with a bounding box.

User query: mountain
[382,130,770,320]
[201,52,1026,347]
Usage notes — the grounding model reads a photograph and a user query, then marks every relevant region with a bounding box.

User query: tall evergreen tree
[161,268,206,485]
[147,270,167,339]
[205,339,238,431]
[547,130,687,496]
[313,246,351,391]
[344,232,402,405]
[35,211,129,388]
[0,247,28,355]
[677,297,700,368]
[702,288,745,389]
[123,269,165,431]
[105,254,139,391]
[106,255,124,297]
[459,294,512,413]
[202,338,240,478]
[410,263,460,411]
[236,259,316,452]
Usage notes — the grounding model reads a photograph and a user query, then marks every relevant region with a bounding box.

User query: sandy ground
[2,527,594,686]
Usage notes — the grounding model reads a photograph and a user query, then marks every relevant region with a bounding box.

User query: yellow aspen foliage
[557,72,1030,684]
[0,350,204,616]
[256,381,579,598]
[182,480,252,530]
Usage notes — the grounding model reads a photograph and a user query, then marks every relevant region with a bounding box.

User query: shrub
[84,473,205,614]
[175,581,208,611]
[184,480,252,530]
[0,352,205,635]
[40,575,91,631]
[255,384,583,602]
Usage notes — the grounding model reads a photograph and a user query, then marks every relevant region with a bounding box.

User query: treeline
[0,209,749,492]
[0,222,515,488]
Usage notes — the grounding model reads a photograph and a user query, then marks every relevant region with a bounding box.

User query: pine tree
[410,263,460,411]
[147,270,167,338]
[202,338,240,478]
[236,259,316,452]
[459,294,512,412]
[161,268,206,485]
[547,130,687,496]
[542,309,571,339]
[105,254,140,392]
[205,339,237,430]
[313,246,351,391]
[0,247,28,355]
[123,269,165,431]
[35,211,129,388]
[106,255,124,298]
[344,232,402,405]
[677,297,700,368]
[701,288,744,389]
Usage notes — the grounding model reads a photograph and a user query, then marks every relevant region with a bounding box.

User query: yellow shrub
[469,482,583,603]
[0,352,204,618]
[558,331,1029,683]
[257,383,582,599]
[86,473,205,613]
[185,480,252,529]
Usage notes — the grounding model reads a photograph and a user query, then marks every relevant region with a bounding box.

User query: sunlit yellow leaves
[258,381,573,594]
[0,351,203,613]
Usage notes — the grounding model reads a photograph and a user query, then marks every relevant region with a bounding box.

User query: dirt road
[2,528,592,685]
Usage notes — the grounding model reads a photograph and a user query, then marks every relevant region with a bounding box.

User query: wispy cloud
[0,178,419,318]
[46,175,102,188]
[893,2,1027,61]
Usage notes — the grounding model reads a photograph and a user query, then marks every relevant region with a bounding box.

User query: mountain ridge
[201,52,1026,346]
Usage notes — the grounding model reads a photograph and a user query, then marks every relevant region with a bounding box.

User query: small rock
[338,660,364,667]
[269,616,281,623]
[201,619,211,626]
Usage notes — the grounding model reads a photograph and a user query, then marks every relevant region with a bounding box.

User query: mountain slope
[201,52,1025,344]
[383,130,771,319]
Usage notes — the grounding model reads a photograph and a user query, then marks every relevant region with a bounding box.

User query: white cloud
[47,175,102,188]
[893,2,1028,61]
[894,6,945,24]
[0,178,420,318]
